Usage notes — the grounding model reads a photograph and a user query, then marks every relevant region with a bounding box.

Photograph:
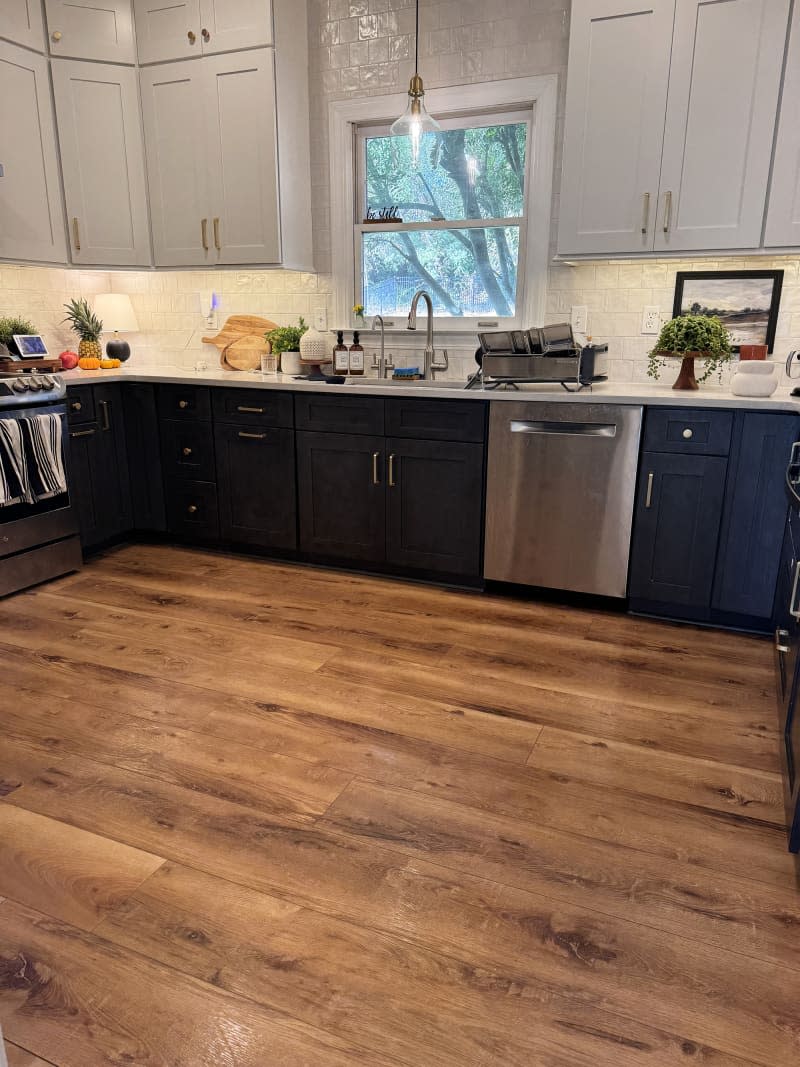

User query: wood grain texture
[5,1042,57,1067]
[0,544,796,1067]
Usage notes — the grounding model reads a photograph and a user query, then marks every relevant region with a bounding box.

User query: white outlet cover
[642,306,662,334]
[570,305,588,333]
[313,307,328,332]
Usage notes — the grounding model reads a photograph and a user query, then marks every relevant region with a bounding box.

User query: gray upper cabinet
[656,0,790,252]
[558,0,675,256]
[559,0,792,256]
[142,48,286,266]
[199,0,273,55]
[1,0,46,51]
[204,49,280,264]
[52,59,151,266]
[765,1,800,247]
[139,60,209,266]
[0,41,67,263]
[134,0,271,64]
[44,0,136,64]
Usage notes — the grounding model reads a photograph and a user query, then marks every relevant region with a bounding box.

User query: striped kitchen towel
[20,413,67,500]
[0,417,32,506]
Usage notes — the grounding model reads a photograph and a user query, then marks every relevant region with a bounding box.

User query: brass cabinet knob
[188,30,197,43]
[182,446,193,456]
[201,27,211,41]
[52,30,63,42]
[187,504,198,514]
[71,400,81,411]
[682,428,693,439]
[178,399,189,409]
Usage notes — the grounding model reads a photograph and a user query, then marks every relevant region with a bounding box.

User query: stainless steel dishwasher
[484,401,643,597]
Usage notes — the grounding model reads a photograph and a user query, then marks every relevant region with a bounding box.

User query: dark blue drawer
[643,407,733,456]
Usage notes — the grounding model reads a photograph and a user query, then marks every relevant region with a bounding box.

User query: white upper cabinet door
[199,0,272,54]
[134,0,202,64]
[45,0,135,63]
[140,61,210,266]
[765,2,800,247]
[0,41,66,263]
[557,0,675,256]
[204,49,280,263]
[656,0,791,252]
[52,60,150,266]
[1,0,46,51]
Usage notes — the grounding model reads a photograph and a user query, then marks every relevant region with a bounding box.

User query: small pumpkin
[78,356,102,370]
[100,358,121,369]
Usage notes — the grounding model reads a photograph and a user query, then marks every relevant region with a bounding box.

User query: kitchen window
[329,77,557,332]
[356,112,531,327]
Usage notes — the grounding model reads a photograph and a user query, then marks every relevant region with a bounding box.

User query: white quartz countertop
[60,366,800,414]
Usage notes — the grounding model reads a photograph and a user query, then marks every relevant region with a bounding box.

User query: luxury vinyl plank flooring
[0,544,797,1067]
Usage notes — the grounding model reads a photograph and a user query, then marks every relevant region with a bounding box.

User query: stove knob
[27,377,43,391]
[40,375,55,388]
[11,379,28,393]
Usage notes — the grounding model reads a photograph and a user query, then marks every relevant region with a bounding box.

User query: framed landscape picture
[672,270,783,353]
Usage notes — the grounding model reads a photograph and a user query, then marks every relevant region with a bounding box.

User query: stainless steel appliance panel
[484,402,644,597]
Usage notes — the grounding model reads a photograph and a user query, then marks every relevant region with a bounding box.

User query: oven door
[0,403,79,560]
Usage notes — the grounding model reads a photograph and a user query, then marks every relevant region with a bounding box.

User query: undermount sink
[344,377,466,389]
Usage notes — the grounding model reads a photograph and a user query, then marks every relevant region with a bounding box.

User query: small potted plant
[265,317,308,375]
[0,316,36,357]
[648,314,733,391]
[352,303,366,327]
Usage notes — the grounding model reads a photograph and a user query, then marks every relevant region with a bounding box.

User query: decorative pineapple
[63,298,103,362]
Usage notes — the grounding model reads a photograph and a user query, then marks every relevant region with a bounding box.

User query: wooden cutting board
[202,315,278,371]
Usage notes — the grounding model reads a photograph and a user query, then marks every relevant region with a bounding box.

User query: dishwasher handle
[509,420,618,438]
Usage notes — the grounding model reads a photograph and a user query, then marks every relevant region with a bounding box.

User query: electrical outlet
[570,305,588,334]
[641,306,662,334]
[313,307,328,332]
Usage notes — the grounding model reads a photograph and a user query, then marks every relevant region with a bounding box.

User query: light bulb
[390,76,441,168]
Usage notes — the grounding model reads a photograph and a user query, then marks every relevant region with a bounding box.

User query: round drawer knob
[2,536,9,543]
[52,30,63,42]
[682,428,693,439]
[201,27,211,41]
[72,401,81,411]
[178,400,189,409]
[182,446,193,456]
[187,30,197,43]
[187,504,198,514]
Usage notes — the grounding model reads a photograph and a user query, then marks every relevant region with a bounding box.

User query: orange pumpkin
[100,358,121,369]
[78,356,102,370]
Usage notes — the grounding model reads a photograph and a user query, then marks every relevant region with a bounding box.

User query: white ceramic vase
[730,360,778,397]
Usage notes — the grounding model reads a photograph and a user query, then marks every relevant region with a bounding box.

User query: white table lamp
[94,293,139,362]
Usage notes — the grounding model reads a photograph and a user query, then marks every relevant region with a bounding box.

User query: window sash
[355,109,533,328]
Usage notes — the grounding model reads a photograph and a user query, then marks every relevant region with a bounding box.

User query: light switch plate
[642,306,662,334]
[570,305,588,334]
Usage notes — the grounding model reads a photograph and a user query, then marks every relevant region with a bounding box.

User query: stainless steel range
[0,371,82,597]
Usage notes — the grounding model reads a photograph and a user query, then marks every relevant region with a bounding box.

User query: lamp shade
[94,293,139,333]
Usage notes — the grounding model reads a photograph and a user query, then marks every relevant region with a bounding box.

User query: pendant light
[390,0,441,166]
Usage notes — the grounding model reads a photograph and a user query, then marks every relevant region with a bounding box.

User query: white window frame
[329,75,558,335]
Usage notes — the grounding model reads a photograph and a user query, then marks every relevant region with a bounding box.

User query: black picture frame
[672,270,784,353]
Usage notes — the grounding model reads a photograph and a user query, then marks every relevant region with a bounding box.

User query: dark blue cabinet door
[628,451,727,611]
[713,412,799,619]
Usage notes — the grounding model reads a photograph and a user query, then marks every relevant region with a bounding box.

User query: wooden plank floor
[0,543,797,1067]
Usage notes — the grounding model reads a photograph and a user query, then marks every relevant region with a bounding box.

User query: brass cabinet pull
[187,504,198,514]
[641,192,650,235]
[790,562,800,619]
[182,446,193,456]
[213,217,221,251]
[644,471,654,509]
[662,190,672,234]
[188,30,197,43]
[99,399,110,431]
[201,218,208,251]
[238,431,266,440]
[236,405,263,414]
[70,428,95,438]
[776,628,791,654]
[372,451,380,486]
[388,453,397,487]
[71,400,82,412]
[178,399,189,409]
[202,27,211,42]
[72,217,81,252]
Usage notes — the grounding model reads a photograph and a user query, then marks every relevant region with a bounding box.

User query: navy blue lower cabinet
[774,502,800,853]
[713,413,799,620]
[628,451,728,615]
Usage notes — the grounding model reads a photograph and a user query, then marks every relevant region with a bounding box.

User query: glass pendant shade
[391,74,441,165]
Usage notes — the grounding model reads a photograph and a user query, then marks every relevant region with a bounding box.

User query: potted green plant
[265,317,308,374]
[0,316,36,357]
[648,314,733,391]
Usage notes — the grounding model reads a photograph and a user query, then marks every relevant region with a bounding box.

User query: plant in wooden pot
[648,314,732,391]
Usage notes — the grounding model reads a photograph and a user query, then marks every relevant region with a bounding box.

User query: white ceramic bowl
[731,370,778,397]
[736,360,777,375]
